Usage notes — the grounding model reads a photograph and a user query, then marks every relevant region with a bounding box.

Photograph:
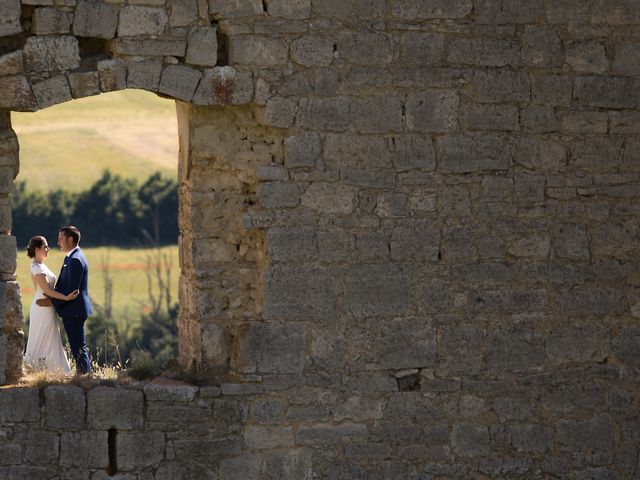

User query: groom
[37,226,92,373]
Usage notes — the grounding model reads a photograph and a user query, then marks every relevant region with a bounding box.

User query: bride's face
[35,243,50,262]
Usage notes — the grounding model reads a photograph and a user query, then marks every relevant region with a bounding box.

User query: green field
[19,245,180,325]
[12,89,179,192]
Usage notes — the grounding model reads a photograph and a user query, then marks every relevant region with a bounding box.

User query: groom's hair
[60,226,81,245]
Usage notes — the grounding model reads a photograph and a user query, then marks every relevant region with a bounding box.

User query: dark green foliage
[12,170,178,247]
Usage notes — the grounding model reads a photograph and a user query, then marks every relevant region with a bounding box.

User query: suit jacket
[52,247,93,319]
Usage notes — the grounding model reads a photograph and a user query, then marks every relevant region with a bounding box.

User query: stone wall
[1,0,640,477]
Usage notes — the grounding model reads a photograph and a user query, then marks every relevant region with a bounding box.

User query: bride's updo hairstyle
[27,236,46,259]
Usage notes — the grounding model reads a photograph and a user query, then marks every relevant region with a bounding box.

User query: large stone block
[208,0,263,17]
[297,423,368,445]
[574,76,640,109]
[438,134,511,174]
[352,95,403,133]
[344,263,410,317]
[0,387,39,423]
[556,414,614,465]
[546,0,589,23]
[613,327,640,367]
[113,38,186,56]
[25,430,59,465]
[259,96,297,128]
[301,182,356,214]
[97,59,126,92]
[264,266,336,321]
[59,431,109,468]
[390,223,440,260]
[32,75,72,109]
[566,41,608,74]
[24,36,80,76]
[447,37,519,67]
[0,235,17,274]
[558,288,622,316]
[169,0,199,26]
[0,51,23,77]
[126,57,163,91]
[267,227,316,261]
[68,71,100,98]
[474,0,542,23]
[400,32,443,65]
[0,0,21,37]
[488,328,544,373]
[159,64,201,101]
[117,431,165,470]
[339,32,392,65]
[230,36,288,66]
[264,449,313,480]
[285,132,321,168]
[266,0,310,18]
[244,426,295,449]
[592,0,640,24]
[613,42,640,75]
[236,322,306,373]
[45,385,85,429]
[186,26,217,67]
[452,423,490,456]
[296,97,350,131]
[192,66,253,105]
[472,69,530,103]
[87,387,144,430]
[439,324,484,375]
[552,223,589,260]
[73,0,118,39]
[32,7,73,34]
[219,454,261,480]
[118,6,168,36]
[156,460,216,480]
[406,90,458,132]
[547,324,609,364]
[392,0,472,19]
[462,103,519,131]
[291,35,333,67]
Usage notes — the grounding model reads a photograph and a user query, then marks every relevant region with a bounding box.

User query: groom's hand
[36,298,52,307]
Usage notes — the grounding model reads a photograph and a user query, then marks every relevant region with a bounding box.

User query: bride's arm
[34,274,78,301]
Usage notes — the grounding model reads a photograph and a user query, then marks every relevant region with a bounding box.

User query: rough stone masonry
[1,0,640,478]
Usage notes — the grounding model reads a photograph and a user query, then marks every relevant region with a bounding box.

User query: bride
[24,236,79,373]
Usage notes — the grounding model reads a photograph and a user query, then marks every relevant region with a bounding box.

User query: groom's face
[58,232,74,252]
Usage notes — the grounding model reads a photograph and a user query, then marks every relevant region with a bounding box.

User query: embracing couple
[24,226,92,375]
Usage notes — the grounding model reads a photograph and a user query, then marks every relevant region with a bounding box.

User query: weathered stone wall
[2,0,640,477]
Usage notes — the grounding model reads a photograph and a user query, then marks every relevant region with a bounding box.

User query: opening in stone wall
[11,89,180,379]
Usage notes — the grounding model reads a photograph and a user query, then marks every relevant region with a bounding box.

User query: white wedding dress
[24,262,71,374]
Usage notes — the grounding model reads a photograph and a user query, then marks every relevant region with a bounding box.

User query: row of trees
[12,170,178,247]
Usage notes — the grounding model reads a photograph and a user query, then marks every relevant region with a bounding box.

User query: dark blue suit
[52,247,92,373]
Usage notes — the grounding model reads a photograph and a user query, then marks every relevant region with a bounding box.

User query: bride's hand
[65,289,80,301]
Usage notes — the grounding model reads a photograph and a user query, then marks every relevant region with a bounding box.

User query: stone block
[236,322,306,373]
[393,134,436,171]
[169,0,199,26]
[566,41,608,73]
[0,235,17,274]
[574,76,640,109]
[291,35,333,67]
[186,26,217,67]
[344,263,410,317]
[259,97,297,128]
[301,182,356,214]
[561,111,608,134]
[391,223,440,260]
[552,223,589,260]
[257,181,300,208]
[0,51,23,76]
[522,26,561,66]
[250,399,284,424]
[0,0,21,37]
[462,103,519,131]
[0,443,22,465]
[515,137,566,173]
[592,0,640,24]
[339,32,392,65]
[45,385,85,429]
[472,68,530,103]
[507,424,553,453]
[613,42,640,75]
[87,387,144,430]
[285,132,321,168]
[392,0,472,19]
[244,426,295,449]
[297,96,350,131]
[126,57,162,91]
[156,460,217,480]
[32,75,72,109]
[264,266,336,321]
[202,323,231,366]
[546,0,589,23]
[590,221,636,257]
[144,381,198,401]
[59,431,109,468]
[556,414,614,465]
[268,227,316,261]
[118,6,168,36]
[117,431,165,470]
[406,90,458,132]
[219,454,261,480]
[613,327,640,367]
[447,37,519,67]
[474,0,541,23]
[230,36,288,66]
[24,36,80,74]
[0,387,39,422]
[73,0,118,38]
[193,67,253,105]
[97,59,126,92]
[438,134,511,173]
[266,0,310,18]
[324,133,388,168]
[439,324,484,374]
[318,229,354,262]
[208,0,263,17]
[548,324,609,364]
[352,95,403,133]
[488,328,544,373]
[158,64,201,101]
[452,423,489,456]
[400,32,443,65]
[334,396,383,422]
[32,7,73,34]
[558,288,622,316]
[68,71,100,98]
[0,197,12,234]
[264,449,312,480]
[297,423,368,445]
[25,430,59,465]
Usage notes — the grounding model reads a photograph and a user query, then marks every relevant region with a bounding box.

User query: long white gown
[24,261,71,374]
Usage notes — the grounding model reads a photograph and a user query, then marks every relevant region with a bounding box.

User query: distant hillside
[12,89,178,192]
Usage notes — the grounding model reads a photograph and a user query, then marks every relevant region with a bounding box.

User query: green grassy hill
[12,89,178,192]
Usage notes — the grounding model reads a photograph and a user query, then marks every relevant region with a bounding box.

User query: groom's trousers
[63,316,91,374]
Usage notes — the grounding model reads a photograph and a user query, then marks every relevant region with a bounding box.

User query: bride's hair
[26,236,46,259]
